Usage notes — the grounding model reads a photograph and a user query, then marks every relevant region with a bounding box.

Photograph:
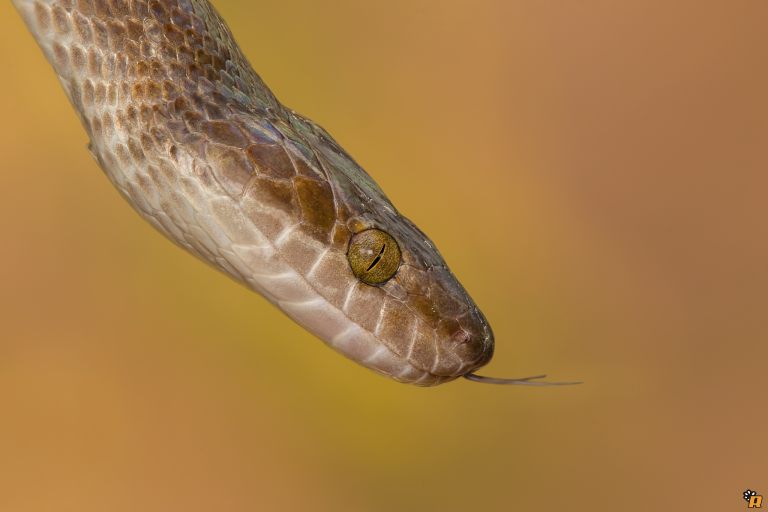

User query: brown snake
[13,0,577,386]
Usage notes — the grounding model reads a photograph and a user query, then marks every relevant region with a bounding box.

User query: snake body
[13,0,495,386]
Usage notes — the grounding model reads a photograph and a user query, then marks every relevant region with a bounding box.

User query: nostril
[452,329,471,345]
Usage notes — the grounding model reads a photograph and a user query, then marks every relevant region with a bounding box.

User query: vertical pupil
[347,229,401,285]
[366,243,386,272]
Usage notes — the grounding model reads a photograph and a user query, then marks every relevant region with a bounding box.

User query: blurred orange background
[1,1,766,510]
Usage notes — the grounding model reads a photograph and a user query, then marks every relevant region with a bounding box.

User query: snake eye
[347,228,401,285]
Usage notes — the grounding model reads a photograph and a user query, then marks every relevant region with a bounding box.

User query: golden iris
[347,229,401,285]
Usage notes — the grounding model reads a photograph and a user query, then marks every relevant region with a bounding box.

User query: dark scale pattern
[14,0,495,385]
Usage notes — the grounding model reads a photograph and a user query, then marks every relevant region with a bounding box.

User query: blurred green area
[1,1,766,510]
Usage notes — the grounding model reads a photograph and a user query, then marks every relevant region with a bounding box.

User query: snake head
[280,114,497,386]
[332,215,495,386]
[267,113,494,384]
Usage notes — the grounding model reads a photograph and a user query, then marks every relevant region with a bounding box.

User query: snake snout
[457,306,495,373]
[423,303,494,381]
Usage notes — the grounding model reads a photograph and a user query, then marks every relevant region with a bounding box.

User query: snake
[12,0,576,386]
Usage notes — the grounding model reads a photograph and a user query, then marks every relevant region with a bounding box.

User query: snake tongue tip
[463,373,583,386]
